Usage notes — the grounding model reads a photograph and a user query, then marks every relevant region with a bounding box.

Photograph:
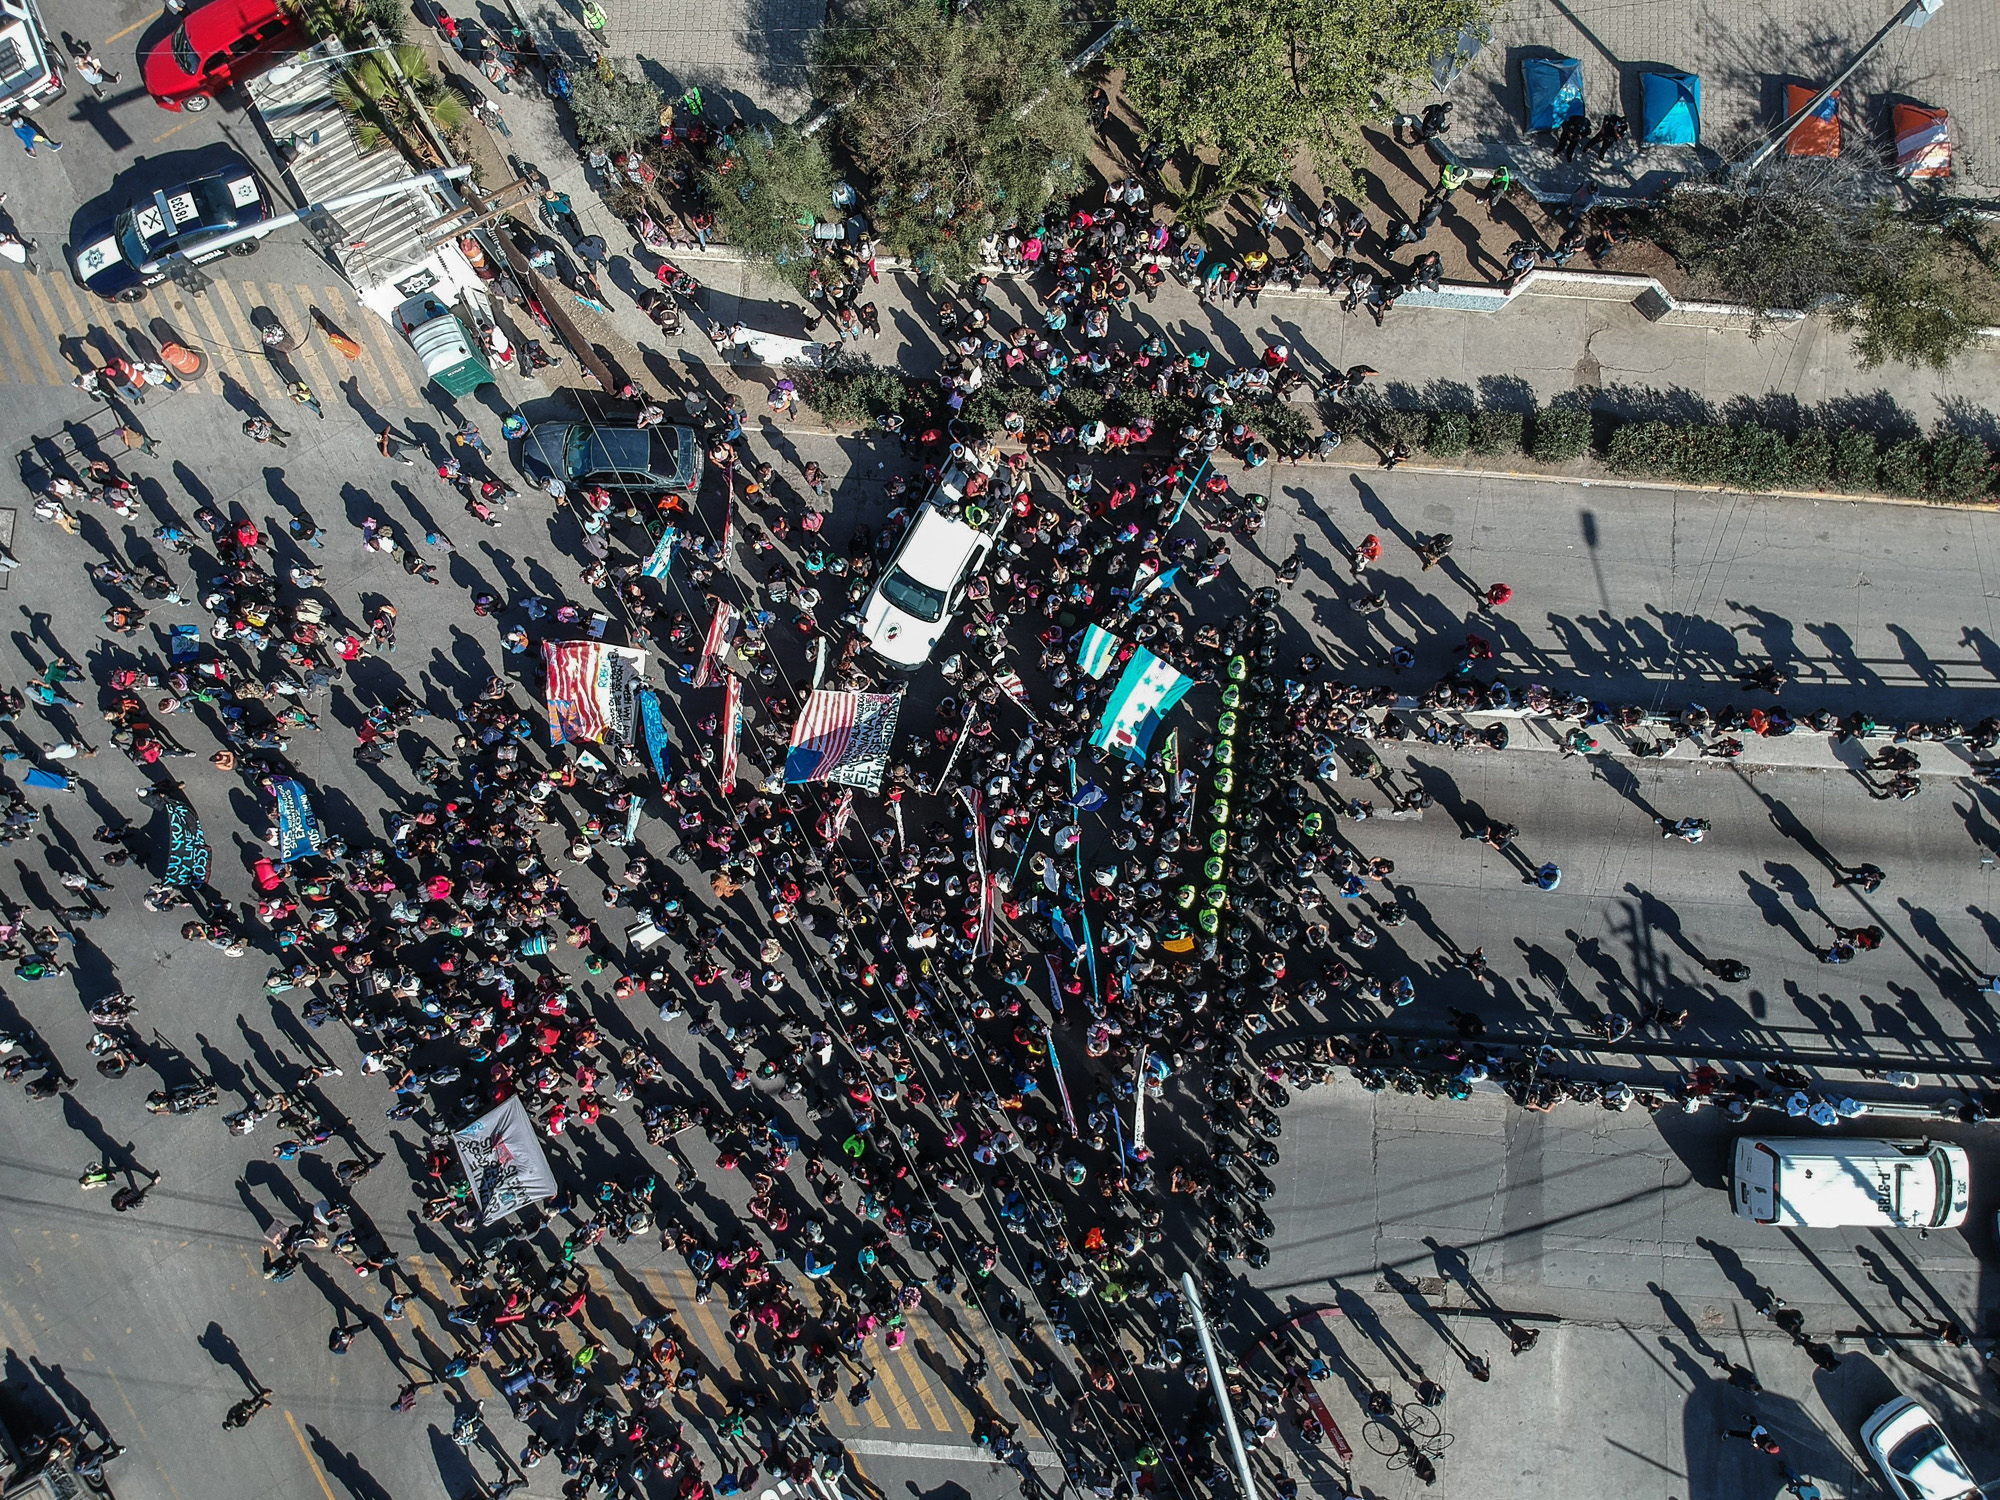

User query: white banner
[1132,1047,1148,1155]
[453,1096,558,1224]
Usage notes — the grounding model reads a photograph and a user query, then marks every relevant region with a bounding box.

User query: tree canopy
[702,125,838,294]
[809,0,1089,277]
[570,64,665,153]
[1650,161,1989,372]
[1114,0,1496,214]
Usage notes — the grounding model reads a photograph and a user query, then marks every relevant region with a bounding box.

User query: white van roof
[893,505,986,590]
[1735,1137,1965,1229]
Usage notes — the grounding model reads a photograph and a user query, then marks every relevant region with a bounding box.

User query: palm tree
[330,46,468,158]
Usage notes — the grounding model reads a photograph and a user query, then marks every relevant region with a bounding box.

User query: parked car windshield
[878,567,946,623]
[1890,1427,1942,1473]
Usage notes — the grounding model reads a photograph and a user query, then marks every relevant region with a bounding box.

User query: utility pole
[1182,1273,1260,1500]
[1736,0,1944,176]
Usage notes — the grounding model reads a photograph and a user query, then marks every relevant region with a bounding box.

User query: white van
[858,444,1008,670]
[1731,1137,1970,1229]
[0,0,63,116]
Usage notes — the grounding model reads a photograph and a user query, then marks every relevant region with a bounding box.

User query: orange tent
[1893,102,1951,177]
[1783,84,1839,157]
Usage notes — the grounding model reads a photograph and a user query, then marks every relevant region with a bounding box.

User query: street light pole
[137,166,476,276]
[263,41,402,85]
[1735,0,1944,176]
[1181,1273,1261,1500]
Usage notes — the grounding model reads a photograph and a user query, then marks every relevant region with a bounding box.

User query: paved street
[3,7,2000,1500]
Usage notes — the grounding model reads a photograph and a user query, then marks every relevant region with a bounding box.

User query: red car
[143,0,307,112]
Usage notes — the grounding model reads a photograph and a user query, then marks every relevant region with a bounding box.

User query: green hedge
[1423,410,1473,458]
[1470,410,1525,455]
[1530,405,1593,463]
[1601,417,1994,500]
[796,358,918,426]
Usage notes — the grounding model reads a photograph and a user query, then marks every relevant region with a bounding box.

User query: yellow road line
[152,122,190,144]
[106,8,163,42]
[169,283,250,394]
[859,1384,891,1430]
[43,270,90,331]
[309,285,392,406]
[0,278,35,384]
[107,1367,189,1500]
[19,261,80,359]
[870,1352,921,1432]
[268,282,342,406]
[910,1332,980,1430]
[207,280,284,406]
[370,308,424,407]
[1,275,65,384]
[675,1275,741,1378]
[893,1341,955,1434]
[402,1254,436,1330]
[284,1411,340,1500]
[404,1257,492,1395]
[0,1297,38,1356]
[345,318,402,409]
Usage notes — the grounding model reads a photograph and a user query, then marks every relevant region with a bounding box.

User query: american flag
[542,641,614,745]
[992,670,1030,709]
[718,674,742,794]
[785,689,901,793]
[691,601,736,689]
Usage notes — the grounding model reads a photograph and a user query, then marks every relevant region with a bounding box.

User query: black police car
[68,156,270,301]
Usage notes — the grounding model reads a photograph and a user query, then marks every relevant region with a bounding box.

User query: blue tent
[1641,70,1700,145]
[1522,57,1585,131]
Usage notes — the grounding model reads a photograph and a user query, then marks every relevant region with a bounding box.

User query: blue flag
[638,687,672,782]
[272,777,324,862]
[1127,564,1181,613]
[1090,647,1193,763]
[1048,907,1078,953]
[1071,781,1109,812]
[641,527,677,580]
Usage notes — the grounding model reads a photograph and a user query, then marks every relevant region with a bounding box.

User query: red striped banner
[718,674,742,795]
[692,601,736,690]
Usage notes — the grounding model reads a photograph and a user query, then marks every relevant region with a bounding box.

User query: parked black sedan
[518,420,703,502]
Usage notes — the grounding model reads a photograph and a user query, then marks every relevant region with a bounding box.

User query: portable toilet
[394,293,494,398]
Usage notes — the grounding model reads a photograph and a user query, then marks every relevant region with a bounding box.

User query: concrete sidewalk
[678,248,2000,435]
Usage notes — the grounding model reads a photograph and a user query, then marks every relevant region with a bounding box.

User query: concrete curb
[1359,460,1997,512]
[1257,1024,2000,1089]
